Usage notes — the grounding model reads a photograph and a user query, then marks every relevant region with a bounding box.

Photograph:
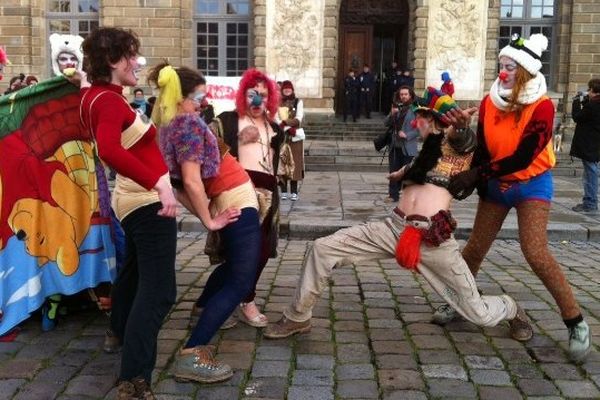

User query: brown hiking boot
[131,377,156,400]
[103,329,121,353]
[263,316,311,339]
[509,305,533,342]
[173,345,233,383]
[116,380,136,400]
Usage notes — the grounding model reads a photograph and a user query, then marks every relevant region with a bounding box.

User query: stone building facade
[0,0,598,113]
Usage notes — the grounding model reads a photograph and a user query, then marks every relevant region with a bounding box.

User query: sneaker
[131,377,156,400]
[431,304,459,325]
[568,320,591,363]
[281,192,289,200]
[572,203,598,213]
[116,380,136,400]
[508,305,533,342]
[290,193,298,201]
[173,346,233,383]
[189,304,238,330]
[103,329,121,353]
[263,316,311,339]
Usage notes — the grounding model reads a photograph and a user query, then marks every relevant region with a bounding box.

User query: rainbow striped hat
[412,86,457,125]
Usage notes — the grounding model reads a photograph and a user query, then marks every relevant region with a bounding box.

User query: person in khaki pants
[264,88,533,342]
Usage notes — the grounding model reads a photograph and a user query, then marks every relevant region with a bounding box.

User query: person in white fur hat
[433,33,592,363]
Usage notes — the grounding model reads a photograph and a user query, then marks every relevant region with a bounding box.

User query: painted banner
[0,76,117,335]
[205,76,240,116]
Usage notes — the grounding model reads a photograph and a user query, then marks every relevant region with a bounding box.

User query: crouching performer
[264,88,533,341]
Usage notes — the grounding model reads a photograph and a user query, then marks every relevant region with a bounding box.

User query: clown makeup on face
[57,52,79,73]
[246,82,268,118]
[110,53,142,87]
[413,113,435,139]
[282,87,293,97]
[498,56,518,89]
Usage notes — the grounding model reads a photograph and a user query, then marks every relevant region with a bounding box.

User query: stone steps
[301,139,582,175]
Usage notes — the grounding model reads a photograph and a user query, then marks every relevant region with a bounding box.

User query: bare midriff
[397,183,453,217]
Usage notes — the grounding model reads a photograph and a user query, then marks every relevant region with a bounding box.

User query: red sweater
[81,82,167,190]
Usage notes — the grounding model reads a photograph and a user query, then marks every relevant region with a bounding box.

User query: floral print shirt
[159,113,220,181]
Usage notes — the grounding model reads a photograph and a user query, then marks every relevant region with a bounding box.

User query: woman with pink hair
[190,69,284,328]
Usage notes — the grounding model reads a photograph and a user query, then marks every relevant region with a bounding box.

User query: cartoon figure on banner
[0,35,116,337]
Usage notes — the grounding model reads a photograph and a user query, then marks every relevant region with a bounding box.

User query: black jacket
[570,96,600,162]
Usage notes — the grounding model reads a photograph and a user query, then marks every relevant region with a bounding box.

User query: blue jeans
[111,203,177,383]
[187,207,260,347]
[582,160,599,209]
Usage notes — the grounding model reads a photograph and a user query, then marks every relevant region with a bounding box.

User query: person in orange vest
[438,33,591,363]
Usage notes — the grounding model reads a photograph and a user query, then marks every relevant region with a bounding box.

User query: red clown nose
[498,71,509,82]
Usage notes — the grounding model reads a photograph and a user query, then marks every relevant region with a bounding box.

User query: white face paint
[56,52,79,72]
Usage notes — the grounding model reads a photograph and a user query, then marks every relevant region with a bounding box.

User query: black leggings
[111,203,177,383]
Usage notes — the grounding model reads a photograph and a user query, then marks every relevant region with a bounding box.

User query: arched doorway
[337,0,410,114]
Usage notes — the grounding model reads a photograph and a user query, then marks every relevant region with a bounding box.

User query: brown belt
[393,207,430,223]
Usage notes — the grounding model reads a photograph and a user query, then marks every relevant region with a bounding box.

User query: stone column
[265,0,326,108]
[425,0,489,101]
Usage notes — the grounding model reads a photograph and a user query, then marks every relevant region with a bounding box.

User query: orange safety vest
[483,95,555,182]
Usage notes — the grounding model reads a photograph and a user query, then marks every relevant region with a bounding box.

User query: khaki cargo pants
[284,211,517,327]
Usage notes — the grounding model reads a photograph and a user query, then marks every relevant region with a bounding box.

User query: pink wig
[235,68,280,119]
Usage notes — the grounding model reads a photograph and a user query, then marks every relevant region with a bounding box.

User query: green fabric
[0,76,78,139]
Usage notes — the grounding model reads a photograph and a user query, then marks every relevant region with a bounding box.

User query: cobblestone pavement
[2,232,600,399]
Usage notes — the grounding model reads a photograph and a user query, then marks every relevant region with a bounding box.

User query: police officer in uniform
[343,69,360,122]
[359,64,376,118]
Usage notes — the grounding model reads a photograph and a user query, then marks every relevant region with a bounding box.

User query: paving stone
[63,374,115,398]
[0,359,43,379]
[540,362,583,380]
[336,380,379,399]
[371,341,412,354]
[287,385,334,400]
[292,369,334,386]
[478,386,524,400]
[296,355,334,370]
[378,369,424,390]
[376,354,418,370]
[195,386,240,400]
[13,381,64,400]
[470,369,512,386]
[382,390,428,400]
[335,364,375,380]
[154,378,196,395]
[243,377,287,399]
[517,378,560,396]
[464,355,504,370]
[427,378,477,399]
[418,350,460,364]
[555,380,600,398]
[255,345,292,361]
[250,360,289,378]
[421,364,468,381]
[0,379,26,399]
[336,343,372,363]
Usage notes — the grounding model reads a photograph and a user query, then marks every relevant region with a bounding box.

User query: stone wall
[564,0,600,112]
[0,0,42,80]
[0,0,599,111]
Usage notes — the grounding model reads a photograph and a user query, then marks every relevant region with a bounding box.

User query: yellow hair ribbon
[152,65,182,127]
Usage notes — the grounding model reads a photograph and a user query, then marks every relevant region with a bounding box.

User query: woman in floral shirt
[150,62,260,384]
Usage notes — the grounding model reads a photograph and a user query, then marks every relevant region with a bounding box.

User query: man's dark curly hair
[82,27,140,83]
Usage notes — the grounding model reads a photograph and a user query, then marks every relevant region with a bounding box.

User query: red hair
[236,68,279,119]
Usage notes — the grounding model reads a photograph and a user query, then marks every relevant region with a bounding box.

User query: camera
[572,91,589,102]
